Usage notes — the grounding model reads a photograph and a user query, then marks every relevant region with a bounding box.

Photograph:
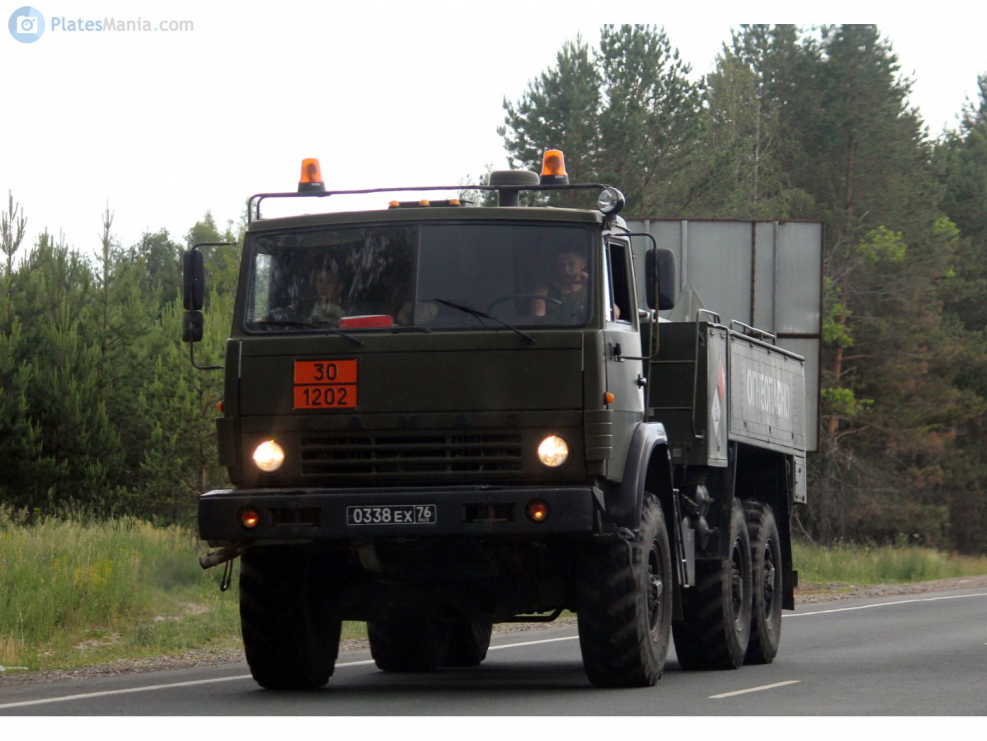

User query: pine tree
[124,228,186,312]
[803,25,963,543]
[499,27,699,213]
[187,212,242,303]
[92,207,168,505]
[594,24,699,214]
[140,291,231,522]
[9,234,126,512]
[499,34,601,207]
[1,191,27,324]
[933,75,987,552]
[0,317,44,504]
[685,25,816,218]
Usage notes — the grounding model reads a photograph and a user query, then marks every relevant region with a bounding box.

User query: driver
[528,246,592,321]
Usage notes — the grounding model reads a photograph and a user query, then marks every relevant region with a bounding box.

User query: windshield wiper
[432,298,535,344]
[249,320,364,346]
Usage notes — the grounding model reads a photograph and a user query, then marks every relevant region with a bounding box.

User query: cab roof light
[540,149,569,186]
[298,158,326,193]
[387,199,465,209]
[597,187,625,216]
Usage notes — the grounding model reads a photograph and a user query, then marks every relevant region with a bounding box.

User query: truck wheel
[441,620,493,667]
[368,613,444,672]
[577,495,672,688]
[744,502,782,664]
[239,547,341,690]
[673,498,751,670]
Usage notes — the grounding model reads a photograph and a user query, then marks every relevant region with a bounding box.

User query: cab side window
[606,241,632,324]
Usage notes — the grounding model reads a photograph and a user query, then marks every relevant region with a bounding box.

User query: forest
[2,24,986,553]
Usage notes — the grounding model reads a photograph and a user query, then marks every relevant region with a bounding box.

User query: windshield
[244,222,595,332]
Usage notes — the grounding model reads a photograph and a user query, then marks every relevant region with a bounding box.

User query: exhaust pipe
[199,544,246,570]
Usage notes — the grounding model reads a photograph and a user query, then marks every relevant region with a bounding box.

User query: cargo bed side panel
[728,334,806,455]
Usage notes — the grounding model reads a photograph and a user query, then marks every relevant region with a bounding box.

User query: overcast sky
[2,1,984,256]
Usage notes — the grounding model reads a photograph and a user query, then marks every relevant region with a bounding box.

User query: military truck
[185,152,818,689]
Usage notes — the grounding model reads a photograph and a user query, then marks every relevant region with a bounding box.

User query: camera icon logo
[8,6,45,43]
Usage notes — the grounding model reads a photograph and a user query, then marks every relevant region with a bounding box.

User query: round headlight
[597,187,625,216]
[537,435,570,468]
[252,440,285,472]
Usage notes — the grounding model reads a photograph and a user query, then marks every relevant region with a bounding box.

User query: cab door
[603,238,645,479]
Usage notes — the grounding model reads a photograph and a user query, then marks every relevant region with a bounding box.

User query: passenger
[308,261,347,325]
[397,301,438,325]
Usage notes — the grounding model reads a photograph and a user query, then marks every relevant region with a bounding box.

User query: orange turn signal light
[604,392,615,405]
[239,507,260,529]
[526,499,549,523]
[298,158,326,193]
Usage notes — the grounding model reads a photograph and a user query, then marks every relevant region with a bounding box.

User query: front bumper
[198,484,598,543]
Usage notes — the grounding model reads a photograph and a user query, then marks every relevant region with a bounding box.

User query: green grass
[793,540,987,585]
[4,506,987,673]
[0,508,241,670]
[0,507,371,672]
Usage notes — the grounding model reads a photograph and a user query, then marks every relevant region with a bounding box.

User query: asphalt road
[1,586,985,716]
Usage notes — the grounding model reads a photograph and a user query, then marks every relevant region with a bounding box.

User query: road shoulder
[3,574,987,688]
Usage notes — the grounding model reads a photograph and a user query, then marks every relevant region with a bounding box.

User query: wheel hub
[730,538,745,628]
[763,541,777,610]
[647,543,665,636]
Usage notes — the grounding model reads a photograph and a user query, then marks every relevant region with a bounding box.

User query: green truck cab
[187,154,812,689]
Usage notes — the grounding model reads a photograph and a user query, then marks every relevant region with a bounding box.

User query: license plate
[346,504,437,526]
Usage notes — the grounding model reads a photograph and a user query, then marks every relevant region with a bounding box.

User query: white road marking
[709,680,801,699]
[0,636,578,710]
[488,636,579,651]
[785,591,987,617]
[0,674,257,710]
[337,659,377,667]
[5,592,983,711]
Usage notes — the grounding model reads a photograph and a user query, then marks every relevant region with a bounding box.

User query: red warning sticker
[717,355,726,402]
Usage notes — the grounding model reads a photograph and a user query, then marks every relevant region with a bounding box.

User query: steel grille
[300,433,523,479]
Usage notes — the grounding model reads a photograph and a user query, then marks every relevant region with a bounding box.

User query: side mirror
[182,250,205,311]
[646,248,676,311]
[181,242,233,371]
[182,310,204,344]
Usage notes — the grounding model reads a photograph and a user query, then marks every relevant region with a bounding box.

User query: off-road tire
[577,495,673,688]
[368,613,444,672]
[744,502,782,664]
[673,498,752,670]
[441,620,493,667]
[239,547,341,689]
